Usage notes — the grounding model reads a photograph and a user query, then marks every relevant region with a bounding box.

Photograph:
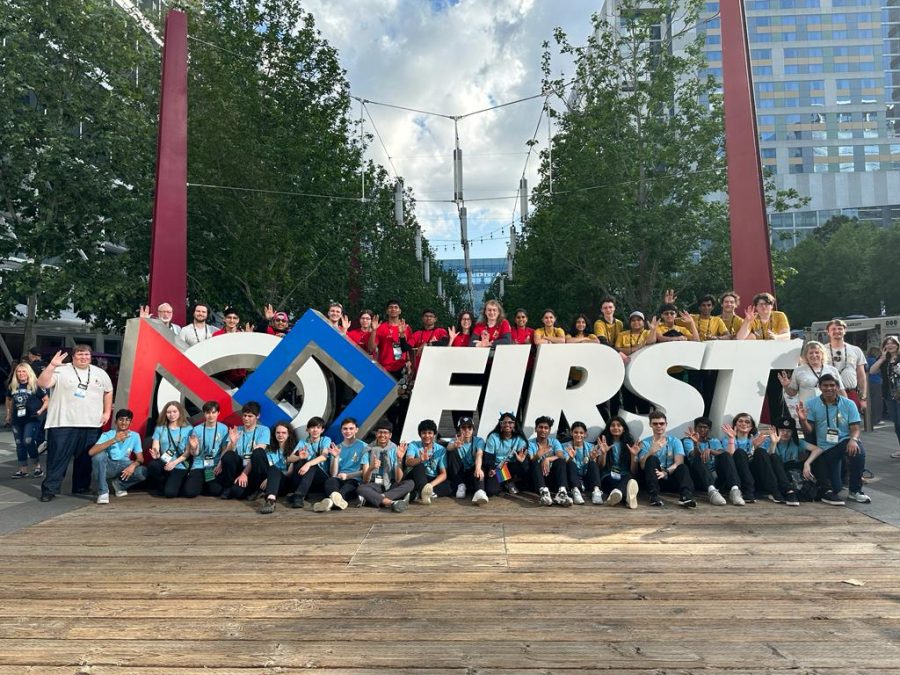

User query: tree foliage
[500,0,727,321]
[0,0,160,342]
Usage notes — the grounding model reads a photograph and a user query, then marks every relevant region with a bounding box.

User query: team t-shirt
[593,318,623,345]
[682,437,723,469]
[534,326,566,341]
[152,424,192,469]
[95,429,143,462]
[563,441,593,475]
[616,330,649,351]
[190,422,229,469]
[803,394,861,450]
[526,437,564,460]
[692,315,729,341]
[719,314,744,338]
[472,320,512,345]
[373,322,412,373]
[335,439,369,474]
[451,437,485,470]
[233,425,271,459]
[746,311,790,340]
[638,435,685,470]
[655,324,693,339]
[405,441,447,477]
[484,434,525,465]
[346,328,373,352]
[509,326,534,345]
[763,437,808,463]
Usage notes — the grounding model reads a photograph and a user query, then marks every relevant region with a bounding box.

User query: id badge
[392,343,402,360]
[203,458,214,469]
[610,470,621,481]
[374,474,384,486]
[267,455,274,467]
[826,428,840,444]
[16,407,25,418]
[160,451,173,463]
[73,389,86,399]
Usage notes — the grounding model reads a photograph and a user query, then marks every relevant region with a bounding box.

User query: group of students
[89,371,872,513]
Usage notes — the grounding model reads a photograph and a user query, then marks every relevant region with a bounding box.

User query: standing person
[567,315,599,344]
[219,402,271,499]
[479,412,530,496]
[213,307,243,336]
[37,346,113,502]
[472,299,512,347]
[681,417,738,507]
[254,304,291,337]
[257,421,298,514]
[638,411,697,508]
[797,373,870,505]
[448,310,475,347]
[527,416,572,507]
[403,419,450,505]
[88,409,146,504]
[347,309,376,355]
[593,297,624,349]
[285,417,333,509]
[823,319,868,413]
[313,417,369,512]
[146,401,193,498]
[356,420,413,512]
[183,401,230,498]
[181,303,217,347]
[870,335,900,457]
[326,302,347,332]
[369,299,412,376]
[139,302,181,335]
[777,341,843,432]
[718,291,743,339]
[736,292,791,419]
[408,308,450,370]
[509,309,534,346]
[533,309,567,345]
[5,363,48,478]
[24,347,46,378]
[445,416,485,501]
[596,417,641,508]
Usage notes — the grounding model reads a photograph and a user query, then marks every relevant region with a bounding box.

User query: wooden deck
[1,492,899,674]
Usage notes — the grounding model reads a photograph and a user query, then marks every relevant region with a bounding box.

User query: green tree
[0,0,159,348]
[502,0,727,322]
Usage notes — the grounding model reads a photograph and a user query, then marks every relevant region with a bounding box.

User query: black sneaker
[768,493,786,504]
[287,494,304,509]
[649,495,664,507]
[821,490,845,506]
[679,496,697,508]
[219,487,235,500]
[259,499,276,514]
[39,493,54,503]
[784,490,800,507]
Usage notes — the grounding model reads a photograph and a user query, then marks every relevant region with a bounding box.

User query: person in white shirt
[139,302,181,335]
[824,319,868,412]
[181,303,217,346]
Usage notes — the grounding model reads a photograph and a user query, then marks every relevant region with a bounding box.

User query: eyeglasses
[650,421,666,426]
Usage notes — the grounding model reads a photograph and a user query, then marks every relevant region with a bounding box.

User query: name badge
[374,474,384,486]
[77,382,89,391]
[16,407,26,418]
[160,451,173,463]
[203,458,214,468]
[73,389,86,399]
[392,343,402,360]
[825,428,840,444]
[267,455,275,466]
[610,470,621,481]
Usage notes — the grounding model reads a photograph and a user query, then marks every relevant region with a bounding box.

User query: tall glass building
[597,0,900,248]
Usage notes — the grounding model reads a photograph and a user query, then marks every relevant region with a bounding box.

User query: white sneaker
[330,491,348,510]
[625,479,639,509]
[96,493,109,505]
[455,484,466,499]
[554,488,573,507]
[472,489,489,505]
[420,483,434,505]
[591,487,604,505]
[313,497,333,512]
[606,488,623,506]
[729,486,745,506]
[572,487,585,505]
[113,480,127,497]
[848,491,872,504]
[708,487,727,506]
[539,488,553,506]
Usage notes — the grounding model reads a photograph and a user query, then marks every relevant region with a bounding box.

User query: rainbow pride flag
[496,463,512,483]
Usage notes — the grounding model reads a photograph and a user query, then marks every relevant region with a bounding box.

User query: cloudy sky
[301,0,599,260]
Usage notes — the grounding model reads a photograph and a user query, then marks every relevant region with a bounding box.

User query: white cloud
[302,0,597,259]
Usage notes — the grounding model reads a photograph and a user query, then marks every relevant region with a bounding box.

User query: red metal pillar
[720,0,774,303]
[148,10,188,326]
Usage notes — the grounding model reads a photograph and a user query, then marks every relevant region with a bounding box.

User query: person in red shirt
[212,307,242,336]
[253,304,290,337]
[509,308,534,345]
[473,299,512,347]
[408,308,450,371]
[346,309,376,355]
[448,310,475,347]
[369,299,412,378]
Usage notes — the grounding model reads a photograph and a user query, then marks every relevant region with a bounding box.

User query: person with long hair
[257,421,298,514]
[567,314,599,344]
[596,416,641,508]
[721,412,792,504]
[509,308,534,345]
[479,412,530,496]
[473,299,511,347]
[5,362,48,478]
[448,310,475,347]
[146,401,193,498]
[561,421,596,505]
[533,309,567,345]
[871,335,900,457]
[347,309,377,355]
[446,416,485,502]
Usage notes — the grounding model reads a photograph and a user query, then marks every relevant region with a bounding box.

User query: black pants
[599,468,633,494]
[145,459,192,498]
[642,455,694,499]
[529,457,567,492]
[41,426,100,497]
[357,479,415,507]
[473,453,503,497]
[406,463,452,498]
[769,454,798,493]
[447,450,474,491]
[292,463,329,501]
[686,453,715,492]
[749,447,787,500]
[181,467,224,497]
[323,476,361,500]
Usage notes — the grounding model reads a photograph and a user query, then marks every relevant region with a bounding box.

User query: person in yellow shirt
[693,295,729,341]
[616,312,652,414]
[533,309,567,344]
[646,304,700,343]
[567,314,600,343]
[736,292,792,421]
[719,291,743,338]
[593,297,623,347]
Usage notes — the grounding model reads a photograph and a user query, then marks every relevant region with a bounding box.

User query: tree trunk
[22,292,38,357]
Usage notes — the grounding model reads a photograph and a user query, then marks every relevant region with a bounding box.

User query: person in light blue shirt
[595,416,641,508]
[478,412,530,498]
[88,409,146,503]
[356,420,414,512]
[220,401,271,500]
[638,411,695,507]
[446,416,486,502]
[313,417,369,512]
[255,421,300,514]
[286,416,334,509]
[682,416,743,506]
[146,401,194,498]
[762,417,814,506]
[561,421,596,505]
[526,415,572,507]
[798,373,870,506]
[183,400,230,498]
[403,418,449,505]
[721,412,788,504]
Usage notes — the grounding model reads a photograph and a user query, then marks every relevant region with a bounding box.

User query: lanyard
[822,397,839,428]
[192,324,210,342]
[241,428,258,454]
[73,366,90,388]
[167,426,184,451]
[722,314,738,335]
[698,316,714,340]
[828,345,849,374]
[755,317,772,339]
[202,426,219,455]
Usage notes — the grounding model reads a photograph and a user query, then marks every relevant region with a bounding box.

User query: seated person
[682,416,738,506]
[638,411,696,508]
[314,417,368,512]
[476,412,530,498]
[220,401,271,500]
[184,400,230,498]
[88,408,146,504]
[357,420,413,512]
[285,416,333,509]
[446,416,486,503]
[527,416,572,507]
[404,419,449,505]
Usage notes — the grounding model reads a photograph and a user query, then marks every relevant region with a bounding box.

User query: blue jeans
[11,420,40,464]
[885,396,900,447]
[91,454,148,496]
[817,439,866,494]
